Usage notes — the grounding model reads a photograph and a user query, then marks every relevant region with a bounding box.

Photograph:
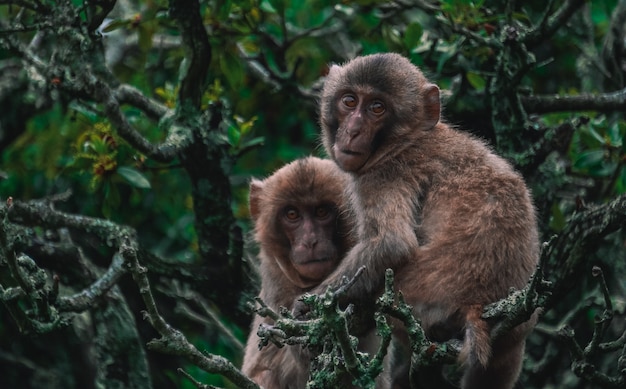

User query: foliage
[0,0,625,388]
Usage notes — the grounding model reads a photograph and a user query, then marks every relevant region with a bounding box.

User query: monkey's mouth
[335,147,369,172]
[296,258,335,282]
[339,149,361,156]
[302,257,331,264]
[294,257,333,269]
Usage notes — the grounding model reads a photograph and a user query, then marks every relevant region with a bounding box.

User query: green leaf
[220,51,245,90]
[235,115,257,137]
[403,23,423,49]
[227,124,241,146]
[103,180,121,219]
[268,0,285,13]
[573,149,605,170]
[580,125,606,147]
[217,0,233,19]
[608,122,622,147]
[435,41,458,74]
[260,0,279,13]
[138,24,154,53]
[240,137,265,150]
[92,137,113,155]
[382,25,403,48]
[117,166,151,189]
[68,101,99,121]
[101,19,130,33]
[549,202,566,232]
[466,72,486,91]
[589,163,617,178]
[616,166,626,194]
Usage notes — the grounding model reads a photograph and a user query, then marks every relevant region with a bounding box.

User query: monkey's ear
[249,179,264,221]
[422,84,441,130]
[327,64,341,77]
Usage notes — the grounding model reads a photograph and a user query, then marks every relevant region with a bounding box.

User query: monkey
[241,156,357,388]
[294,53,539,389]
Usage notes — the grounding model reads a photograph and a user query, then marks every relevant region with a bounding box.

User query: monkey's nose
[302,239,318,249]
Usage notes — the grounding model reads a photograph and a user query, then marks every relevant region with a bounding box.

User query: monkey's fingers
[257,323,287,347]
[292,298,313,320]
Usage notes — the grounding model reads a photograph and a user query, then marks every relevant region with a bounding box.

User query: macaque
[297,53,539,389]
[241,156,356,388]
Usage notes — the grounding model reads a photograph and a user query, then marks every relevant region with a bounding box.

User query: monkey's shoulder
[434,128,523,178]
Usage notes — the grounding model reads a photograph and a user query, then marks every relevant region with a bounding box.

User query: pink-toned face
[279,203,340,283]
[248,157,352,289]
[332,90,387,172]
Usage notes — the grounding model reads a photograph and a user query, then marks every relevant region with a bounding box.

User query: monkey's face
[332,89,388,172]
[279,203,340,283]
[249,157,353,289]
[320,54,442,174]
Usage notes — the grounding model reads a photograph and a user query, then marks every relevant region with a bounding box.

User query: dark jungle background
[0,0,625,388]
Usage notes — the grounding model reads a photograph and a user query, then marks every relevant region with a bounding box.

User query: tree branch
[542,193,626,310]
[169,0,211,109]
[523,0,588,48]
[55,252,127,312]
[257,190,626,386]
[548,266,626,388]
[2,20,184,164]
[88,72,184,162]
[115,84,170,120]
[522,88,626,114]
[2,193,259,388]
[121,239,260,389]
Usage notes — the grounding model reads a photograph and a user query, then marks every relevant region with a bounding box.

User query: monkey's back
[395,124,539,310]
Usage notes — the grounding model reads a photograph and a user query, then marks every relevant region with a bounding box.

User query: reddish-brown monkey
[241,156,356,388]
[296,53,539,389]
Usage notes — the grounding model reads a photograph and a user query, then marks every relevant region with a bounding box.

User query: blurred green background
[1,0,625,388]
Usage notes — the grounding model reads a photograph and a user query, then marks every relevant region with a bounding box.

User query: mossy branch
[0,195,259,388]
[522,88,626,114]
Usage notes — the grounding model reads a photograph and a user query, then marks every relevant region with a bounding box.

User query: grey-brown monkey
[296,53,539,389]
[242,157,356,388]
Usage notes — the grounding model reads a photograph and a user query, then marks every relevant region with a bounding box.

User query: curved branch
[523,0,588,48]
[602,0,626,88]
[115,84,169,120]
[91,75,182,162]
[7,197,135,246]
[122,239,260,389]
[56,252,127,312]
[4,196,259,388]
[0,0,51,14]
[542,193,626,310]
[6,31,183,164]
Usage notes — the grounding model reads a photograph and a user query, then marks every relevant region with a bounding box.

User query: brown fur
[306,53,540,389]
[241,157,355,388]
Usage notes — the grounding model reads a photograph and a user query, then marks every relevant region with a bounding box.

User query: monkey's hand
[293,266,366,319]
[292,294,314,320]
[292,282,334,319]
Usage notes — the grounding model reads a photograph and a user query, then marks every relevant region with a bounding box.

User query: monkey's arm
[309,184,419,301]
[241,314,267,375]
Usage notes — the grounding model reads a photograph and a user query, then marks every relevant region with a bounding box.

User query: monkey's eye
[315,206,331,218]
[284,207,300,221]
[370,101,385,115]
[341,94,357,108]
